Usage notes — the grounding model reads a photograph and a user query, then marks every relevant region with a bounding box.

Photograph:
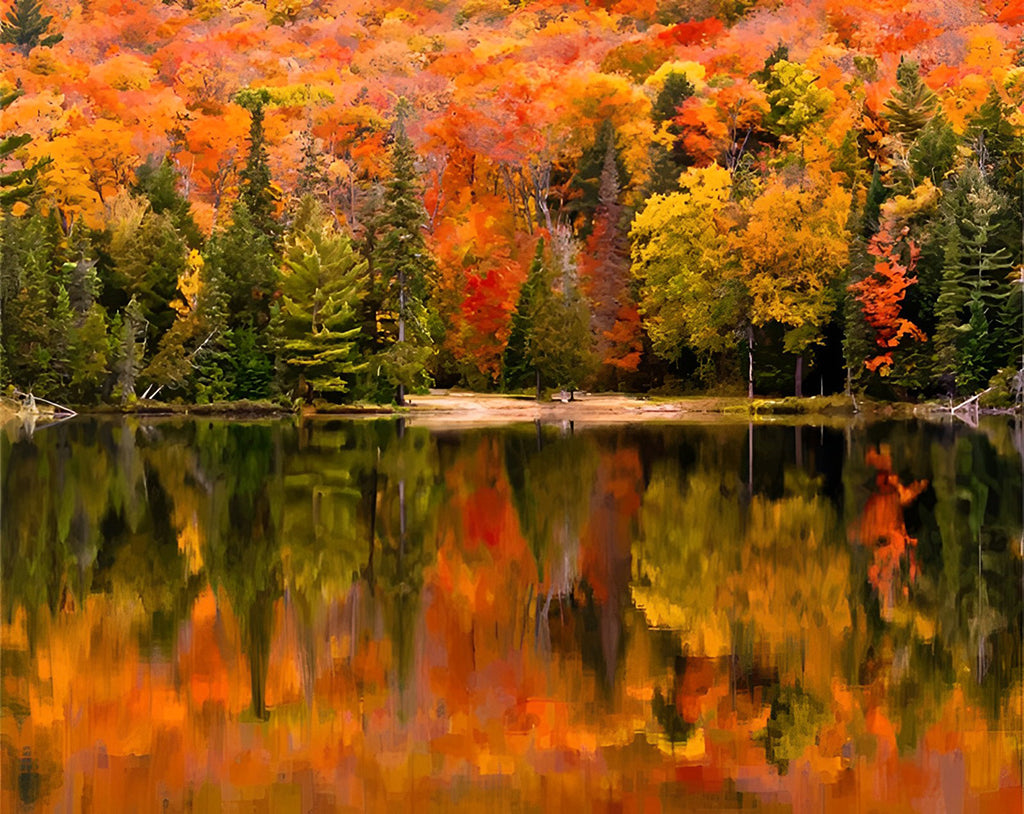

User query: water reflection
[1,417,1021,811]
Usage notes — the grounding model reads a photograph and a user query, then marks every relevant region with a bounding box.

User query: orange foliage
[849,225,927,375]
[853,445,928,619]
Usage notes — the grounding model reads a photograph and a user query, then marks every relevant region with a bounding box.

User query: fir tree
[112,295,147,405]
[582,136,641,387]
[528,229,594,399]
[295,125,329,203]
[0,0,62,57]
[134,157,203,249]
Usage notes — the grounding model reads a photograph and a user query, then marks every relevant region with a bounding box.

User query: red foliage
[656,18,725,47]
[849,226,927,375]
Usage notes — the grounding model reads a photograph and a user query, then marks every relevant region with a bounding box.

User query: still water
[1,416,1022,812]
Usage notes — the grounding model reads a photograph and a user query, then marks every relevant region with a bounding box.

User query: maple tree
[849,223,927,375]
[0,0,1022,403]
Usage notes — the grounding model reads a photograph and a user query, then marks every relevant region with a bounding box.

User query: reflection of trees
[503,423,597,593]
[372,420,442,714]
[849,444,927,620]
[195,422,283,720]
[842,420,1023,747]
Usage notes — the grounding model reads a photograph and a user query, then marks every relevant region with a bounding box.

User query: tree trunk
[746,324,755,399]
[535,368,542,401]
[794,353,803,398]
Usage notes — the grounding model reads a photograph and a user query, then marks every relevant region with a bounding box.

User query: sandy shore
[385,390,881,427]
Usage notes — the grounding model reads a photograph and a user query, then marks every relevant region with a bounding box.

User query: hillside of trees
[2,0,1024,405]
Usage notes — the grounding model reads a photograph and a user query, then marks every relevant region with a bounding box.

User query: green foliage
[760,60,834,137]
[933,166,1015,394]
[882,58,938,142]
[134,158,203,249]
[202,202,279,330]
[365,119,437,401]
[274,197,368,399]
[111,295,147,405]
[528,232,594,394]
[106,199,187,350]
[0,0,62,56]
[235,88,280,244]
[0,210,76,396]
[908,115,957,186]
[502,240,544,391]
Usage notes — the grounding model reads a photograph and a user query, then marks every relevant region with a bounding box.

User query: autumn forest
[3,0,1024,404]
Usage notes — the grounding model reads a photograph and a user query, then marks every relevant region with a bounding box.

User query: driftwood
[950,387,993,427]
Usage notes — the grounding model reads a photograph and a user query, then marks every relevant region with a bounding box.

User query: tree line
[2,0,1024,405]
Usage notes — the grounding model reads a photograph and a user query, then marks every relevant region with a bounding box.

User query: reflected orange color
[855,445,928,618]
[2,427,1021,812]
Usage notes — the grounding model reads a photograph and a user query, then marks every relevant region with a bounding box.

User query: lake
[2,415,1022,812]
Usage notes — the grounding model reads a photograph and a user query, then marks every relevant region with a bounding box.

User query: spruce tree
[368,114,436,404]
[0,0,62,57]
[528,231,594,400]
[235,88,279,244]
[503,240,544,391]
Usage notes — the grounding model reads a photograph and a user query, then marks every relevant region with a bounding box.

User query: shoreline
[6,391,1016,430]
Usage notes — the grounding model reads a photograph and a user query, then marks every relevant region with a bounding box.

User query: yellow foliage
[173,249,204,316]
[644,61,707,93]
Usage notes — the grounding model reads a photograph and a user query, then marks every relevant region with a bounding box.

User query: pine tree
[368,114,436,404]
[0,0,62,57]
[934,167,1014,393]
[881,58,938,143]
[1,90,49,205]
[274,198,367,399]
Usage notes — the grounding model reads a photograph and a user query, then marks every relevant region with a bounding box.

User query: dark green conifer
[0,0,62,57]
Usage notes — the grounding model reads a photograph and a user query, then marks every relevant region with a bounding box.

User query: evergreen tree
[295,125,329,203]
[367,114,436,404]
[134,157,203,249]
[203,203,278,330]
[528,230,594,399]
[934,166,1014,393]
[0,211,73,396]
[503,240,544,391]
[234,88,279,244]
[274,197,367,400]
[112,295,147,405]
[646,70,696,195]
[1,90,50,205]
[582,137,641,388]
[106,195,188,352]
[0,0,62,57]
[881,58,938,142]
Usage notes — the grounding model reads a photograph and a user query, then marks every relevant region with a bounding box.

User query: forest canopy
[2,0,1024,404]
